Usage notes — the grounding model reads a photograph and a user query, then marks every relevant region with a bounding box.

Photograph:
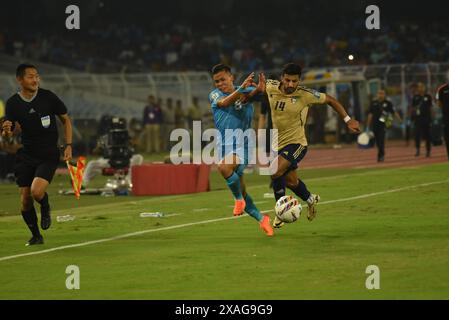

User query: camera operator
[82,117,143,188]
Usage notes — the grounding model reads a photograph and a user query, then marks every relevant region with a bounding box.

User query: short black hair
[16,63,37,78]
[211,64,232,75]
[282,63,302,77]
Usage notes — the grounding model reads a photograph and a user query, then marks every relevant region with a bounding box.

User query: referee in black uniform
[1,64,73,246]
[411,83,433,157]
[436,71,449,160]
[366,89,402,162]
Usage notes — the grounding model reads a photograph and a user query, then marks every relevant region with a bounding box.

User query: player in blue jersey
[208,64,273,236]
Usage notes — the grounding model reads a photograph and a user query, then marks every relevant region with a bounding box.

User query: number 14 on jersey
[275,101,286,111]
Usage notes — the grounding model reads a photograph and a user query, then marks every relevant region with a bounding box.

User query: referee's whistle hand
[1,121,13,137]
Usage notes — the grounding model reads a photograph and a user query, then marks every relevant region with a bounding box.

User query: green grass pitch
[0,163,448,300]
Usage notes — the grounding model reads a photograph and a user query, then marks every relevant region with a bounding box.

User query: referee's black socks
[37,192,49,209]
[21,207,41,237]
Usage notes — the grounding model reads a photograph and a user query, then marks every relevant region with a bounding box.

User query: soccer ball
[275,195,302,223]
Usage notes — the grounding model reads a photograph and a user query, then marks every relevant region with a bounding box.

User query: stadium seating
[1,2,448,73]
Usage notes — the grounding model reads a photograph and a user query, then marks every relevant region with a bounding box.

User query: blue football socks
[244,194,263,222]
[226,172,243,200]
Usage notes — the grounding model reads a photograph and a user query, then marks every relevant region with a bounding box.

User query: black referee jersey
[5,88,67,160]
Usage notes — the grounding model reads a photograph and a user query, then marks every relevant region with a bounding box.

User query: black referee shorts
[278,144,308,173]
[14,149,59,188]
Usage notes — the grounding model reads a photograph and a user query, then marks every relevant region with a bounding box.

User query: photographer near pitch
[1,64,73,246]
[366,89,402,162]
[412,83,433,157]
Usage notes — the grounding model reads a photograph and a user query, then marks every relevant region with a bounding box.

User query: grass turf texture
[0,163,448,299]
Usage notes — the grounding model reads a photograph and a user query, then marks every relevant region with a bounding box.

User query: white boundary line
[0,166,430,222]
[319,179,449,205]
[0,179,448,263]
[0,167,409,220]
[0,216,246,263]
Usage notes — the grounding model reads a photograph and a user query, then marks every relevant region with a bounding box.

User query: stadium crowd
[1,1,449,73]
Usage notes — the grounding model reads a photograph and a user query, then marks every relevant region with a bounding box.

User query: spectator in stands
[3,13,449,73]
[157,97,164,110]
[202,103,215,132]
[162,98,176,151]
[142,95,163,153]
[175,99,186,129]
[187,97,202,132]
[128,118,143,152]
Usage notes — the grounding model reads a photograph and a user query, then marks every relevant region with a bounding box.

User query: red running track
[300,141,448,170]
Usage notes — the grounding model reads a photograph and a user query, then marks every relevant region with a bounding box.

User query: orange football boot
[233,199,246,216]
[260,215,274,237]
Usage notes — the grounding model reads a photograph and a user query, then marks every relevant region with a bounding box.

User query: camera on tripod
[100,117,133,170]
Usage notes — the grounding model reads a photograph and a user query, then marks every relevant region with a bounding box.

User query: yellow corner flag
[66,156,87,200]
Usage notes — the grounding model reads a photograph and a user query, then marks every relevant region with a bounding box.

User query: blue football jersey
[208,86,257,161]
